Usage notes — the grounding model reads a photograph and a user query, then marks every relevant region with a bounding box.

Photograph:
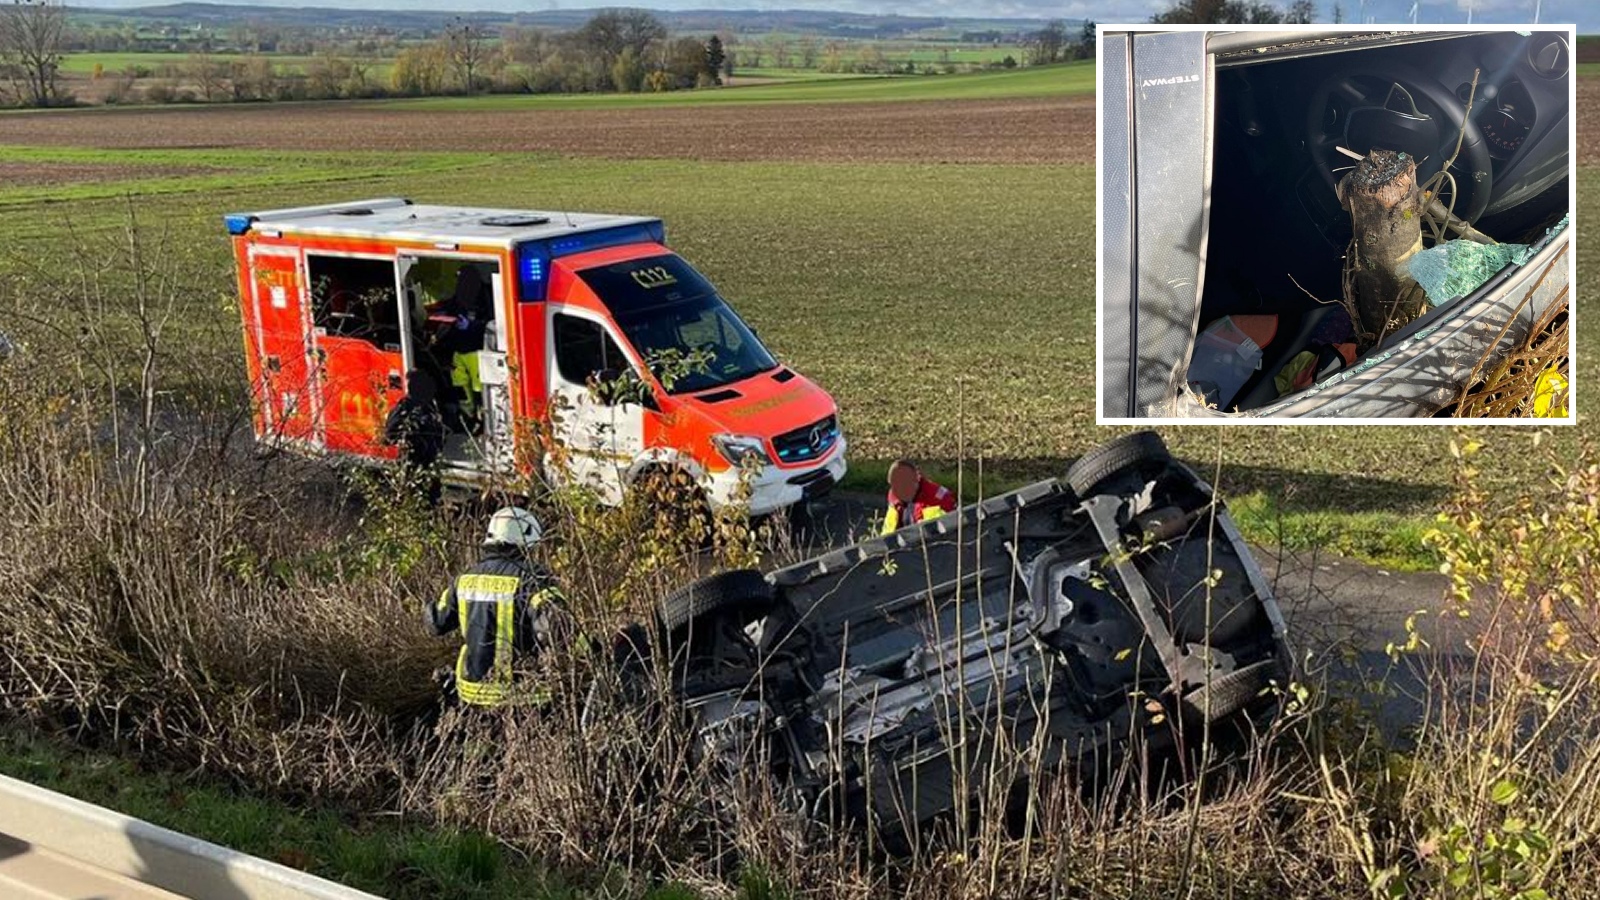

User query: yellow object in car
[1532,366,1569,418]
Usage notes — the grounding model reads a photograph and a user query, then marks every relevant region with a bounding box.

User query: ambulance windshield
[577,254,777,394]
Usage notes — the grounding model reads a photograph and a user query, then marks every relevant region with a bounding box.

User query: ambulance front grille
[773,415,839,464]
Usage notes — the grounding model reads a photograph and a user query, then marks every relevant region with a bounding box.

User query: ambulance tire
[637,467,715,547]
[660,569,777,634]
[1066,431,1171,498]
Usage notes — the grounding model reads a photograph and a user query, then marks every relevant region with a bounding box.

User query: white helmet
[484,507,543,549]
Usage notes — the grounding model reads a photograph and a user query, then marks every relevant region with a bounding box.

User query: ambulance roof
[225,198,661,249]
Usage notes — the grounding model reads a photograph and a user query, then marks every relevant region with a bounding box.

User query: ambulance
[225,198,846,515]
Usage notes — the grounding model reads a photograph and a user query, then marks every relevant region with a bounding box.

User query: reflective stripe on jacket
[881,478,958,535]
[426,549,566,707]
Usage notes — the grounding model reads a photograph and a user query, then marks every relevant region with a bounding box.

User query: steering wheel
[1305,61,1494,224]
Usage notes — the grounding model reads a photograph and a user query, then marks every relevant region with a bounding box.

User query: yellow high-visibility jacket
[426,549,567,706]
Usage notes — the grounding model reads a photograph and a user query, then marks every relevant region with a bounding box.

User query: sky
[72,0,1596,31]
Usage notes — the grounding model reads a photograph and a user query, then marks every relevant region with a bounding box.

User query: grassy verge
[838,465,1443,572]
[0,727,620,899]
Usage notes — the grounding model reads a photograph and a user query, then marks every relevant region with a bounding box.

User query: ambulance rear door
[304,251,405,459]
[245,244,320,448]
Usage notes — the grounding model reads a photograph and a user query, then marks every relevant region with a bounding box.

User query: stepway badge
[1141,73,1201,88]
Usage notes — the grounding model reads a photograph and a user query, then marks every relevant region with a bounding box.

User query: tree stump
[1338,148,1427,344]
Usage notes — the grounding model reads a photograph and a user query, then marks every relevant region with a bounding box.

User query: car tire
[1179,659,1278,724]
[1067,431,1171,498]
[660,569,776,633]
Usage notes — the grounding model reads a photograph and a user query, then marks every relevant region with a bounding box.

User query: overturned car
[653,432,1291,844]
[1100,29,1572,418]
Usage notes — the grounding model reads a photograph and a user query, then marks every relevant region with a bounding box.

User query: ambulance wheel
[660,569,776,633]
[1067,431,1171,498]
[636,467,715,546]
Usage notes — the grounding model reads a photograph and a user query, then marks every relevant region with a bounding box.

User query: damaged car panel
[658,432,1291,845]
[1099,28,1572,420]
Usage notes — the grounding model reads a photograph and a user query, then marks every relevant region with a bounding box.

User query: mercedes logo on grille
[807,425,826,452]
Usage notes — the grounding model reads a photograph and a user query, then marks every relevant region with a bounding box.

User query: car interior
[1194,31,1570,412]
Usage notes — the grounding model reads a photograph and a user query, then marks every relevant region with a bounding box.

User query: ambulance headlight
[712,434,772,468]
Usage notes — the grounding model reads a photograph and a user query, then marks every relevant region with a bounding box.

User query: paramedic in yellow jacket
[426,507,572,707]
[881,459,958,535]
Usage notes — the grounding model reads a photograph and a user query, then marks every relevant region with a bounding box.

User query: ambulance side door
[246,244,320,447]
[546,309,647,504]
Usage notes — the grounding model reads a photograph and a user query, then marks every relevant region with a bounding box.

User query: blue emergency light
[515,220,665,303]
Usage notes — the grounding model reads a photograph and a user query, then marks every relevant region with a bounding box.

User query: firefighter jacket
[881,478,958,534]
[426,548,569,707]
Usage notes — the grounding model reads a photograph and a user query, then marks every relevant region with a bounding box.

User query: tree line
[0,1,1064,109]
[0,6,736,107]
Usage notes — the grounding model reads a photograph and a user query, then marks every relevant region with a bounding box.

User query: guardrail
[0,773,383,900]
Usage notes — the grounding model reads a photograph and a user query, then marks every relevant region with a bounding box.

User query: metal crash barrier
[0,773,381,900]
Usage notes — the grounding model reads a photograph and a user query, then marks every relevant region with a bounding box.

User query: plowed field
[0,96,1092,165]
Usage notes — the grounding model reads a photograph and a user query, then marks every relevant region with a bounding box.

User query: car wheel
[1178,659,1279,725]
[660,568,776,633]
[1067,431,1171,498]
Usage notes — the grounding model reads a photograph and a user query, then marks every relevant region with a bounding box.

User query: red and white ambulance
[225,198,846,515]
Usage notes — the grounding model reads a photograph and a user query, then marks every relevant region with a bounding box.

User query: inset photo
[1097,26,1574,422]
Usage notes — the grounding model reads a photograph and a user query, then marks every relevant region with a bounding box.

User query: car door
[246,245,320,447]
[1099,30,1214,420]
[546,309,647,504]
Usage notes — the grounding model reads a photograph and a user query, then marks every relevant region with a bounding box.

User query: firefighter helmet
[484,507,543,549]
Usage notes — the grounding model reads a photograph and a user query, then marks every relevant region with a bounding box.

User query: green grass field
[58,51,390,76]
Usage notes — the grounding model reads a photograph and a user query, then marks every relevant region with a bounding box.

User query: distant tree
[1079,20,1097,58]
[1284,0,1317,22]
[1001,54,1017,68]
[704,34,724,85]
[228,55,277,101]
[306,51,351,99]
[818,40,845,73]
[1151,0,1289,23]
[610,45,644,92]
[663,35,706,89]
[644,68,670,92]
[766,34,791,68]
[501,26,548,69]
[854,43,887,74]
[1025,20,1069,66]
[577,10,665,67]
[185,53,229,102]
[797,35,817,69]
[0,0,66,107]
[445,18,488,94]
[1332,2,1346,23]
[392,44,447,96]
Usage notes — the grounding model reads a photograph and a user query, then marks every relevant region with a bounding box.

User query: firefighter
[382,369,446,503]
[426,507,572,707]
[881,459,957,534]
